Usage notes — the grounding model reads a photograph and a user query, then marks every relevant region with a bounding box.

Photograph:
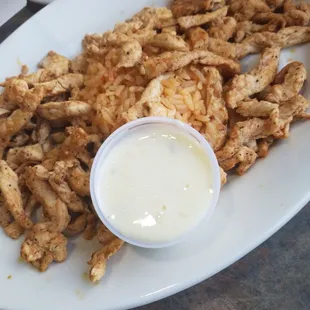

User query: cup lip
[90,116,221,249]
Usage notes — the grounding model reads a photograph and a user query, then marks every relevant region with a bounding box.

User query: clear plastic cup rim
[90,116,221,248]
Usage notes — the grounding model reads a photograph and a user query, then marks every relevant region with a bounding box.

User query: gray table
[2,3,310,310]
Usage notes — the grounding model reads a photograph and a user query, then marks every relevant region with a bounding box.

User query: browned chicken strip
[178,6,228,29]
[0,160,33,229]
[225,47,280,108]
[261,61,307,103]
[37,101,92,121]
[171,0,223,18]
[199,67,228,151]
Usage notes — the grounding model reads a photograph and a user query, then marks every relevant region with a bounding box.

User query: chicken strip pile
[0,1,309,285]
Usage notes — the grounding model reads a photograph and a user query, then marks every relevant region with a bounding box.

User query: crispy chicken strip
[209,27,310,59]
[143,49,239,79]
[31,120,51,145]
[219,167,227,187]
[208,17,237,41]
[6,144,44,169]
[252,12,287,30]
[274,94,309,138]
[216,117,278,162]
[66,163,90,197]
[257,137,274,157]
[83,213,98,240]
[236,99,279,118]
[22,52,69,85]
[178,6,228,29]
[220,146,258,175]
[0,160,33,229]
[225,47,280,108]
[4,195,38,239]
[37,101,92,121]
[171,0,223,18]
[0,109,32,148]
[49,161,87,213]
[262,62,307,103]
[9,132,29,147]
[43,127,88,168]
[118,40,142,68]
[230,0,271,22]
[122,74,174,122]
[197,51,241,78]
[148,33,189,52]
[2,78,28,104]
[34,73,84,97]
[0,199,11,228]
[88,238,124,283]
[200,67,228,151]
[65,213,87,236]
[187,27,209,50]
[21,223,67,271]
[25,165,70,230]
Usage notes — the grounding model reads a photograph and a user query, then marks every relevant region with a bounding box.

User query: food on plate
[93,122,216,245]
[0,0,309,283]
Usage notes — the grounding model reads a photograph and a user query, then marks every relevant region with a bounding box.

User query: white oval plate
[0,1,309,309]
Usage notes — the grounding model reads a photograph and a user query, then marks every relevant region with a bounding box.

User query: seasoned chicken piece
[187,27,209,50]
[6,144,44,169]
[220,146,258,175]
[70,54,88,74]
[88,237,124,283]
[0,198,11,228]
[257,136,274,157]
[0,160,33,229]
[21,223,68,272]
[219,167,227,187]
[252,12,287,30]
[34,74,84,97]
[262,62,307,103]
[9,132,29,147]
[230,0,271,22]
[236,99,279,118]
[31,120,51,145]
[21,52,69,86]
[216,117,278,162]
[122,74,174,122]
[0,93,17,111]
[118,40,142,68]
[24,165,70,230]
[178,6,228,29]
[4,195,38,239]
[208,17,237,41]
[44,127,88,168]
[235,21,269,43]
[171,0,223,18]
[275,26,310,47]
[142,50,228,79]
[225,47,280,108]
[265,0,285,9]
[209,27,310,59]
[37,100,91,121]
[39,51,69,79]
[2,78,28,104]
[274,94,309,138]
[199,67,228,151]
[66,163,90,197]
[83,213,98,240]
[21,86,44,112]
[283,0,310,26]
[148,33,189,52]
[197,51,241,78]
[49,161,87,213]
[65,213,87,236]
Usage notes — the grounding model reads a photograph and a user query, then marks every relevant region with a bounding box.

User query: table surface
[1,3,310,310]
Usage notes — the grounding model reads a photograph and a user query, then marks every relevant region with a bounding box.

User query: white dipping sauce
[96,123,214,244]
